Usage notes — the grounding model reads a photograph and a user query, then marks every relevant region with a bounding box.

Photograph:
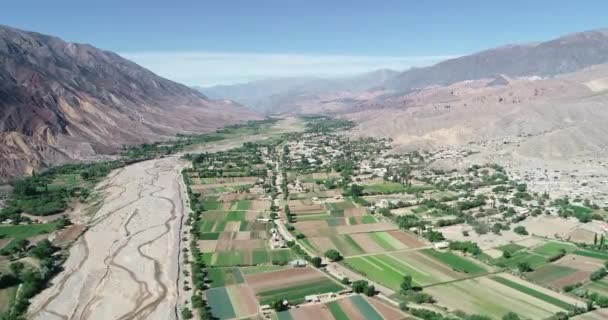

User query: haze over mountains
[198,69,399,114]
[201,28,608,114]
[0,25,259,181]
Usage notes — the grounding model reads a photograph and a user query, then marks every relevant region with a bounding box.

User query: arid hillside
[0,25,260,181]
[349,65,608,156]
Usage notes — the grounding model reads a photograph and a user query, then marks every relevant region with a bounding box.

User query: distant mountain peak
[387,27,608,91]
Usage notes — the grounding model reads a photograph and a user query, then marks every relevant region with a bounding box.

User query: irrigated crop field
[426,273,582,318]
[344,249,488,290]
[275,295,407,320]
[245,267,344,305]
[206,284,259,319]
[526,253,606,289]
[493,240,578,269]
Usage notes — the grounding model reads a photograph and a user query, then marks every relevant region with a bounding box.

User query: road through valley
[29,157,188,320]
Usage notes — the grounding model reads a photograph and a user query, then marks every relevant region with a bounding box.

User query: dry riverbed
[28,157,188,320]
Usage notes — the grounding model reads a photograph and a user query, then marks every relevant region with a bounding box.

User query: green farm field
[426,274,580,319]
[584,279,608,296]
[491,276,576,310]
[207,267,245,287]
[206,284,258,319]
[495,241,578,269]
[0,221,61,240]
[526,264,578,286]
[363,182,407,194]
[257,278,344,305]
[203,249,295,267]
[344,249,476,290]
[421,249,488,274]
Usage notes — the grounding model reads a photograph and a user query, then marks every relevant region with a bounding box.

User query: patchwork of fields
[181,120,600,320]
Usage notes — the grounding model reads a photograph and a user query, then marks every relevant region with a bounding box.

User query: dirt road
[29,157,188,320]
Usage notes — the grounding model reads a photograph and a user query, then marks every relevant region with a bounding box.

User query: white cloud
[120,51,457,86]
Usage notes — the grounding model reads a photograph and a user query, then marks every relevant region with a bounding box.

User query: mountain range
[0,25,259,182]
[201,28,608,114]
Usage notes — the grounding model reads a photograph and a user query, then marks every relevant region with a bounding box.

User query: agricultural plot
[197,211,268,234]
[363,182,408,195]
[0,287,17,313]
[197,177,259,184]
[324,200,356,212]
[206,284,259,319]
[572,309,608,320]
[188,175,260,195]
[287,172,341,184]
[207,268,245,288]
[526,254,606,289]
[190,183,253,194]
[307,230,424,257]
[344,249,486,290]
[293,220,398,238]
[203,248,295,267]
[426,273,582,319]
[288,189,343,200]
[583,278,608,296]
[495,240,578,269]
[245,267,344,305]
[201,200,271,212]
[276,295,402,320]
[241,265,290,275]
[0,222,61,240]
[294,205,377,227]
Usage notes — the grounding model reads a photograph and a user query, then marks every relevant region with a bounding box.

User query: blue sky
[3,0,608,85]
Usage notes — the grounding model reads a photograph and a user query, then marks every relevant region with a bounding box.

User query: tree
[517,262,533,273]
[400,275,413,292]
[324,249,343,262]
[352,280,369,294]
[181,307,193,319]
[349,184,364,197]
[590,268,607,281]
[29,239,57,260]
[271,299,287,311]
[363,284,376,296]
[310,257,322,268]
[513,226,528,235]
[502,312,521,320]
[551,312,568,320]
[9,262,24,277]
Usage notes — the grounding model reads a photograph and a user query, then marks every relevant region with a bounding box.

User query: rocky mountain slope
[0,25,259,182]
[387,29,608,91]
